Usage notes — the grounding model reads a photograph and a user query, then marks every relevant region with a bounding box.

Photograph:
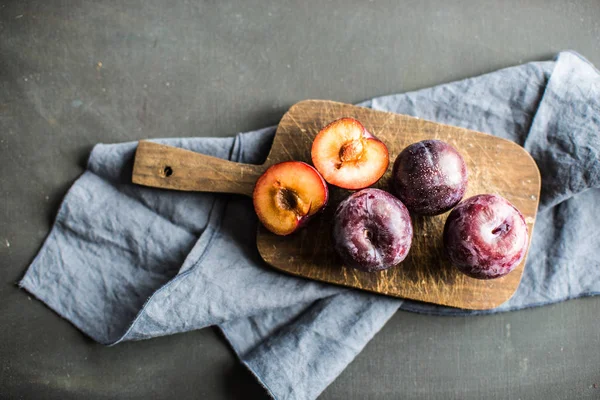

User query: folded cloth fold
[21,51,600,400]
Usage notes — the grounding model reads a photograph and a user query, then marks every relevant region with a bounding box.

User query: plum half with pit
[392,139,468,215]
[443,194,529,279]
[333,188,413,272]
[253,161,328,236]
[311,118,389,190]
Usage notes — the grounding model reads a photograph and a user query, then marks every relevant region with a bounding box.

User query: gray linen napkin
[21,51,600,400]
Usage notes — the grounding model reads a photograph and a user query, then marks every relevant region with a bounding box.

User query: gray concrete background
[1,1,599,399]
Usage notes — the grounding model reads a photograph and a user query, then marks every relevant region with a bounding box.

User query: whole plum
[332,188,413,272]
[443,194,529,279]
[392,139,468,215]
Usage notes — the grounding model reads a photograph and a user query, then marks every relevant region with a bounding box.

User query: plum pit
[275,186,309,216]
[339,140,364,163]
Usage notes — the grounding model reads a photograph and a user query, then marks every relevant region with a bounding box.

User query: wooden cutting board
[132,100,541,310]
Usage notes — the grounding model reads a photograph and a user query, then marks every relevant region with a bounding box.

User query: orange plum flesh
[253,161,328,236]
[311,118,389,190]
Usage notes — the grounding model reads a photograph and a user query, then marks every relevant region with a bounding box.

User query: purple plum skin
[443,194,529,279]
[333,188,413,272]
[392,139,468,216]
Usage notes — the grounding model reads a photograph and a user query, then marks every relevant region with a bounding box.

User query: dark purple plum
[443,194,529,279]
[392,139,468,215]
[333,188,413,272]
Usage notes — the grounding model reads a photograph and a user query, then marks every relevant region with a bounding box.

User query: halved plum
[253,161,328,236]
[311,118,389,190]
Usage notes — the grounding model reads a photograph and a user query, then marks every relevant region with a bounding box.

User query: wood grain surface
[259,100,541,310]
[132,100,541,310]
[132,141,266,197]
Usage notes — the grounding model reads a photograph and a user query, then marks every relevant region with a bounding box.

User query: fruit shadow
[399,214,459,288]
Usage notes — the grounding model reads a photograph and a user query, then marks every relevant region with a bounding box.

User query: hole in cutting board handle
[160,166,173,177]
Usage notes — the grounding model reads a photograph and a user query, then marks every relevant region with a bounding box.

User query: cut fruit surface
[253,161,328,236]
[311,118,389,190]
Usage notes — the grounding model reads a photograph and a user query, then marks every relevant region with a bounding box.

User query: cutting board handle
[132,140,266,197]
